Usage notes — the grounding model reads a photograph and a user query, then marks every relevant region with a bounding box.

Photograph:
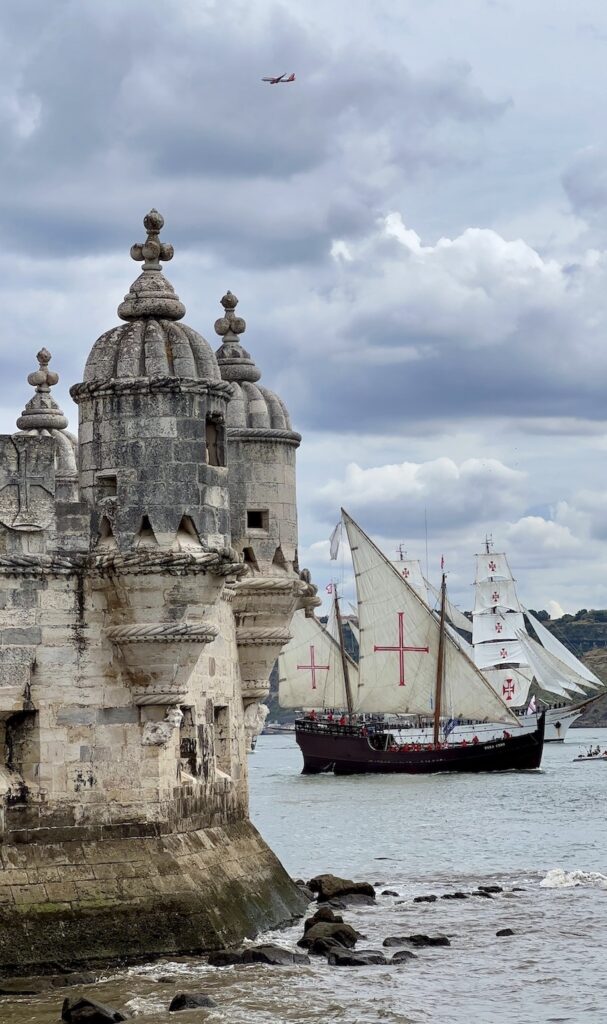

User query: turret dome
[82,211,220,384]
[16,348,77,476]
[215,292,299,437]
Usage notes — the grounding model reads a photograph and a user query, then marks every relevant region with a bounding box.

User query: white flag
[329,522,341,560]
[526,695,537,716]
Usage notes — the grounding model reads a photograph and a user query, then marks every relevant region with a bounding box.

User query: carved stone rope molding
[236,627,292,647]
[92,549,244,579]
[226,427,301,445]
[70,375,234,403]
[105,623,219,644]
[0,553,85,579]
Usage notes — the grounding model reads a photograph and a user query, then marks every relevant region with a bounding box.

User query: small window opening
[96,473,117,498]
[97,515,117,549]
[247,509,269,531]
[175,515,201,549]
[205,416,226,468]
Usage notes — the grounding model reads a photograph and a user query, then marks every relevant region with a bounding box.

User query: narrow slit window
[205,416,226,467]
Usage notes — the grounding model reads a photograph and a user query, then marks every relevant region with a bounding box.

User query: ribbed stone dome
[84,320,221,382]
[214,291,298,434]
[16,349,78,475]
[83,210,221,384]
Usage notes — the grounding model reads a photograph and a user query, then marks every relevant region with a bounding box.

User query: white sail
[343,512,518,724]
[516,631,590,698]
[472,611,526,645]
[426,579,473,634]
[523,608,604,689]
[446,622,475,660]
[278,610,356,709]
[391,558,428,602]
[474,579,521,613]
[348,618,360,644]
[474,638,525,670]
[483,666,534,709]
[475,552,513,582]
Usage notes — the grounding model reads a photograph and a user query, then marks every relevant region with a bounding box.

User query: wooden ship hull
[295,713,545,775]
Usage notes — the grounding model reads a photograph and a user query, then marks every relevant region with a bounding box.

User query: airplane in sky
[261,73,295,84]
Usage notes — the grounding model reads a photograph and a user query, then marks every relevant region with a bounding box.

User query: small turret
[71,211,232,552]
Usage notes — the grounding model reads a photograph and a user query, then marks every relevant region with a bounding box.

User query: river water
[3,729,607,1023]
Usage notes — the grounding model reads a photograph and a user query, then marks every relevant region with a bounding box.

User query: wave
[540,867,607,890]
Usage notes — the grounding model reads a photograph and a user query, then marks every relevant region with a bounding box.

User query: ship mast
[333,584,354,721]
[433,572,447,745]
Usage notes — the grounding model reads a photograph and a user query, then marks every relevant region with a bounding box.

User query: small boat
[279,511,545,775]
[573,747,607,762]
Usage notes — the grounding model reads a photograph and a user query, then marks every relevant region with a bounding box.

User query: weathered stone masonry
[0,211,317,972]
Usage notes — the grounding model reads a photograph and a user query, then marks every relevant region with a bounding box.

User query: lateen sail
[426,579,473,634]
[278,610,357,709]
[343,511,519,724]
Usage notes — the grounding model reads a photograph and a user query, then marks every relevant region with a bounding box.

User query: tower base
[0,821,307,975]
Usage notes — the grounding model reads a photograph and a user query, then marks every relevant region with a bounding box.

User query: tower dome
[83,210,220,384]
[215,291,300,438]
[16,348,77,479]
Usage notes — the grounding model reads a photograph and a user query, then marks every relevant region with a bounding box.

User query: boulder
[406,934,450,948]
[382,936,412,947]
[478,885,503,894]
[391,950,417,963]
[496,928,515,937]
[308,936,347,957]
[169,993,218,1011]
[297,885,315,902]
[381,890,399,897]
[298,921,361,950]
[328,949,388,967]
[240,944,310,966]
[207,950,245,967]
[441,892,469,900]
[308,873,376,902]
[0,974,96,996]
[61,998,126,1023]
[471,891,493,899]
[413,895,437,903]
[303,906,343,932]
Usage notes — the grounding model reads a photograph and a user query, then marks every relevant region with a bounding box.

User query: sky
[2,0,607,616]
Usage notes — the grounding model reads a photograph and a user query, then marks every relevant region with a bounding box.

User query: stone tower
[215,292,318,748]
[0,211,314,973]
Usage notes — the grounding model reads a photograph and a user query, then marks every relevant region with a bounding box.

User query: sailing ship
[278,511,544,774]
[391,542,606,742]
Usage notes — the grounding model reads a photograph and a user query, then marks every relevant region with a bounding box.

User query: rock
[309,936,347,956]
[381,889,399,897]
[391,950,417,963]
[240,944,310,966]
[441,892,469,900]
[328,949,388,967]
[169,993,218,1011]
[308,873,376,902]
[471,891,493,898]
[298,921,361,950]
[496,928,515,937]
[157,976,177,984]
[511,887,525,892]
[413,895,437,903]
[406,934,451,948]
[297,885,315,902]
[303,906,343,932]
[382,936,412,947]
[333,893,376,907]
[478,885,503,894]
[207,950,245,967]
[61,997,127,1023]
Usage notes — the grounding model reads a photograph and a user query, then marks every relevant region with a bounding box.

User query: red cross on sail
[488,560,497,572]
[402,567,410,578]
[373,611,429,686]
[495,621,503,633]
[492,590,500,603]
[499,647,508,659]
[296,645,329,690]
[502,678,515,700]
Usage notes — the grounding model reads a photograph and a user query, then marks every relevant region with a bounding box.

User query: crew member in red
[338,714,347,727]
[472,735,479,745]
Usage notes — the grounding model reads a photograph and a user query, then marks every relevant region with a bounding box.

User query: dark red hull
[295,714,545,775]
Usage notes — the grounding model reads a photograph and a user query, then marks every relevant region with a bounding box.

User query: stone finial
[130,209,175,270]
[214,292,261,383]
[16,349,69,431]
[214,291,247,339]
[118,210,186,322]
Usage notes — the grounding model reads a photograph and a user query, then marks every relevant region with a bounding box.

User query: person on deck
[338,714,347,727]
[472,735,479,745]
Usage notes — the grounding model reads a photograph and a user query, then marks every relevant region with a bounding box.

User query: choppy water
[4,729,607,1023]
